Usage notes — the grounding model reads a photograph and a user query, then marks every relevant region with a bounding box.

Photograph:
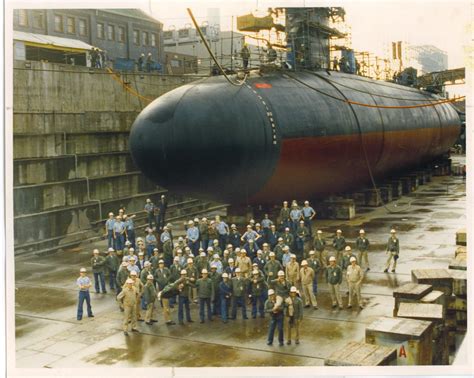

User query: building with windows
[13,9,164,70]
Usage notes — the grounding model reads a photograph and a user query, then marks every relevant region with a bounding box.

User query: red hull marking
[250,125,460,202]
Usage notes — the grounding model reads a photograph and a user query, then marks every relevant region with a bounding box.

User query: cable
[187,8,247,87]
[308,70,445,102]
[106,67,153,103]
[285,72,465,109]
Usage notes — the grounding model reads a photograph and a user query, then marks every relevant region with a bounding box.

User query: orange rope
[106,67,153,103]
[347,96,465,109]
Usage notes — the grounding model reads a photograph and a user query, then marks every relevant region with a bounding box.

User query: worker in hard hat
[265,289,285,346]
[196,269,214,323]
[326,256,343,309]
[384,229,400,273]
[346,256,364,309]
[241,43,250,69]
[356,229,371,271]
[284,287,304,345]
[332,229,346,265]
[117,278,139,336]
[76,268,94,320]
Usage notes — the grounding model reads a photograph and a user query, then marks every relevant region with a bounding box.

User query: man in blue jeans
[104,212,115,249]
[219,273,232,323]
[265,289,284,346]
[76,268,94,320]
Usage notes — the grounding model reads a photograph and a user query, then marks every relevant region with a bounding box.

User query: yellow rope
[106,67,153,103]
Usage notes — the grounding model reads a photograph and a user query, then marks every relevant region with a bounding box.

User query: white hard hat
[278,237,283,241]
[290,286,297,293]
[129,248,135,252]
[309,250,315,255]
[125,241,131,245]
[207,247,214,251]
[257,250,263,254]
[350,257,356,262]
[345,246,351,251]
[290,254,296,258]
[187,258,193,263]
[213,254,219,259]
[122,256,129,262]
[121,262,128,267]
[129,256,136,260]
[360,229,365,234]
[108,248,114,252]
[80,268,86,272]
[235,268,241,273]
[210,264,218,269]
[301,260,308,266]
[200,252,206,257]
[269,252,275,257]
[277,270,285,276]
[228,258,234,263]
[337,229,342,233]
[391,229,396,233]
[268,289,275,296]
[188,220,194,225]
[138,252,144,256]
[317,230,322,234]
[329,256,336,262]
[158,260,164,264]
[145,261,151,266]
[93,250,99,254]
[178,236,184,241]
[147,275,154,280]
[153,248,158,251]
[222,273,229,278]
[180,269,187,274]
[130,271,138,276]
[262,243,268,247]
[174,256,179,261]
[202,269,208,274]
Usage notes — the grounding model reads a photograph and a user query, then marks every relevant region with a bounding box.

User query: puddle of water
[427,226,444,232]
[15,286,76,313]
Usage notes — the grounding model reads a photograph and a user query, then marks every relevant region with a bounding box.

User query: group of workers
[78,199,401,344]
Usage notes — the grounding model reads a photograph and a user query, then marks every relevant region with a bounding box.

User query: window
[18,10,28,26]
[54,15,63,32]
[32,10,44,29]
[107,24,115,40]
[97,23,104,39]
[118,26,125,42]
[67,17,75,34]
[79,19,88,36]
[142,31,149,46]
[151,33,157,47]
[133,30,139,45]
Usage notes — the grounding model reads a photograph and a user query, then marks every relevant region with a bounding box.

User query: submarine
[129,69,461,204]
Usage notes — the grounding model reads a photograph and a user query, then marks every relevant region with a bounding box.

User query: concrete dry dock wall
[13,60,208,255]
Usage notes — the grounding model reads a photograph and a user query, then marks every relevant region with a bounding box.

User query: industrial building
[9,5,469,374]
[13,9,164,69]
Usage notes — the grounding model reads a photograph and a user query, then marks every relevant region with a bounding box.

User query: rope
[308,70,445,102]
[187,8,247,87]
[286,72,465,109]
[106,67,153,103]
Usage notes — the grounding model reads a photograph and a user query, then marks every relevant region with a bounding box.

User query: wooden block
[449,256,466,271]
[411,269,453,296]
[455,246,466,257]
[397,302,443,322]
[447,269,467,297]
[324,341,397,366]
[456,228,466,246]
[366,316,433,365]
[447,296,467,311]
[364,189,382,207]
[393,283,433,299]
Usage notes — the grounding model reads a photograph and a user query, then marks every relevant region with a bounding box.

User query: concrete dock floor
[13,162,467,369]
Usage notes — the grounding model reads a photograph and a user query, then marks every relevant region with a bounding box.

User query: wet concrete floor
[14,161,467,369]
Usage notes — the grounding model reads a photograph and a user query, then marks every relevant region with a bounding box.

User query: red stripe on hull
[249,125,460,203]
